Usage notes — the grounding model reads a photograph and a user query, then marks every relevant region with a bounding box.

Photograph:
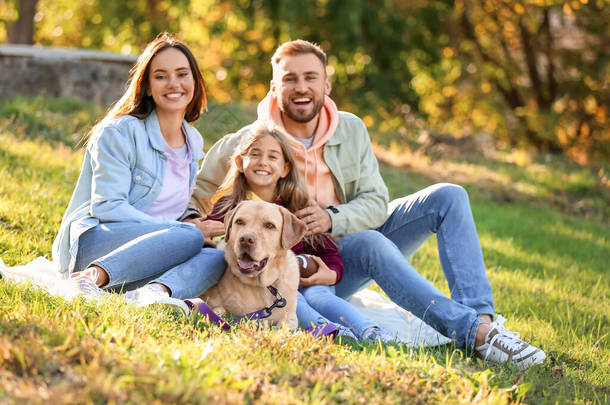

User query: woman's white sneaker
[475,315,546,370]
[124,284,190,317]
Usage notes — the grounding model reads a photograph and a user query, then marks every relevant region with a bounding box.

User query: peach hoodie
[257,92,340,208]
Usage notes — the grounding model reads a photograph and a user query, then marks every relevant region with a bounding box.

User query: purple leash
[184,286,286,331]
[183,286,337,337]
[304,323,339,338]
[239,285,287,322]
[184,298,232,331]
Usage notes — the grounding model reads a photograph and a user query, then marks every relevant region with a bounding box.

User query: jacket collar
[143,109,166,152]
[324,113,346,146]
[184,122,205,161]
[143,109,204,161]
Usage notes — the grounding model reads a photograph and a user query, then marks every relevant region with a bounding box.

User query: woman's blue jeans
[73,221,226,299]
[334,183,495,348]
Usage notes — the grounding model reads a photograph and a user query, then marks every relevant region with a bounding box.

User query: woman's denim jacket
[52,109,205,277]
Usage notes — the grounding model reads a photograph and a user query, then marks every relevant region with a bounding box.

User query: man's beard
[279,94,325,123]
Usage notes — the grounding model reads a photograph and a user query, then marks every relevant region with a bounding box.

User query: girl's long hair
[81,33,207,146]
[216,122,325,247]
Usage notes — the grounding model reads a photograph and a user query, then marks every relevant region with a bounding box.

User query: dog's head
[224,200,306,282]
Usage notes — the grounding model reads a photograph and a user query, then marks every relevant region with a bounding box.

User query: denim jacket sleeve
[89,125,165,223]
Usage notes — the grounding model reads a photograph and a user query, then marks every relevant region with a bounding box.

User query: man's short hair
[271,40,327,68]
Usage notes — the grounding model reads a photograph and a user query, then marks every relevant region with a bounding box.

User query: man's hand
[299,256,337,286]
[184,217,224,246]
[294,203,332,236]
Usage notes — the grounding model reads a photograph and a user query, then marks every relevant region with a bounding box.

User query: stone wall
[0,45,137,106]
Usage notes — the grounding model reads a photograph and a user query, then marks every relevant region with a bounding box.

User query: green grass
[1,96,608,404]
[376,149,610,225]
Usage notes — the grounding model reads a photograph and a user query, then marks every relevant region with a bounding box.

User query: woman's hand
[299,256,338,286]
[184,217,224,247]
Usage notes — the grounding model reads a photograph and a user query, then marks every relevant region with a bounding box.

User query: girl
[206,122,394,342]
[53,34,226,302]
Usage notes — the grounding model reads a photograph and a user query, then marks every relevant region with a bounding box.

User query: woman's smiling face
[147,47,195,116]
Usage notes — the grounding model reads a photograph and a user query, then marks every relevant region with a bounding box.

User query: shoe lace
[73,276,106,302]
[363,327,393,343]
[337,326,357,339]
[77,277,101,295]
[484,315,523,358]
[362,327,378,340]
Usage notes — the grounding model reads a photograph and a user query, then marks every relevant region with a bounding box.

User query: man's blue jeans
[334,183,495,348]
[73,222,226,299]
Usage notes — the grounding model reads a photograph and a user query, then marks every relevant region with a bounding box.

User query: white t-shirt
[144,140,191,221]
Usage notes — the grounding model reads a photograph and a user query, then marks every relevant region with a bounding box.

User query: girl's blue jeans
[334,183,495,348]
[73,221,226,299]
[297,286,377,337]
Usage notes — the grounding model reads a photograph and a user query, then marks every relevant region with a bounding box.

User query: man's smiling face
[271,53,331,124]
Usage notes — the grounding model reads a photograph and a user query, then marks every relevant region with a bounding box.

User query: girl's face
[147,47,195,116]
[238,135,290,198]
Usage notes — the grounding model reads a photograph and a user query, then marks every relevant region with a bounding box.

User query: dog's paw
[212,306,227,316]
[286,318,298,329]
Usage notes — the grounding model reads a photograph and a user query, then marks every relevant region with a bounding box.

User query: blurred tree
[1,0,608,162]
[31,0,188,53]
[3,0,38,44]
[413,0,609,163]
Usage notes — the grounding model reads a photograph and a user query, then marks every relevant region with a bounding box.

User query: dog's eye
[264,222,276,229]
[235,218,244,225]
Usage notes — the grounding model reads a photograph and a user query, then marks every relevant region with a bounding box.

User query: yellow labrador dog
[201,200,306,328]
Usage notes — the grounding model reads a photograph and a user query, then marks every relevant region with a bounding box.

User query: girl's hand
[299,256,338,286]
[215,239,226,251]
[184,217,225,246]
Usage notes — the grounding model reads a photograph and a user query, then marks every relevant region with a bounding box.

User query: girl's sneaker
[362,326,396,344]
[475,315,546,370]
[336,325,358,341]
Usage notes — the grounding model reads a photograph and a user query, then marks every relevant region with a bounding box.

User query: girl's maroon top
[207,197,344,284]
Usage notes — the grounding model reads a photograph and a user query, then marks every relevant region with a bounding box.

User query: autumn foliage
[2,0,608,163]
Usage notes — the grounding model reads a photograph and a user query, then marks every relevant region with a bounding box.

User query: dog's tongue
[238,259,260,271]
[237,257,268,274]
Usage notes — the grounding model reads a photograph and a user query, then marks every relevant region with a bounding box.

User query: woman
[52,33,225,301]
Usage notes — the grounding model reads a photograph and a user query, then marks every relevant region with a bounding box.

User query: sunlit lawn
[0,96,608,404]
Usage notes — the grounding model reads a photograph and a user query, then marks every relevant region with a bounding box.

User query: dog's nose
[239,233,255,247]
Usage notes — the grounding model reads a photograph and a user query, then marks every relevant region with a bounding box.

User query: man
[187,40,546,369]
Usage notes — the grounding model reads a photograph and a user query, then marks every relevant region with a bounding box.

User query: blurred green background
[1,0,609,164]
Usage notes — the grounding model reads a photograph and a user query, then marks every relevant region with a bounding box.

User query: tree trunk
[146,0,167,34]
[6,0,39,44]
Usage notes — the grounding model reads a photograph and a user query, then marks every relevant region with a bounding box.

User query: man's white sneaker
[475,315,546,370]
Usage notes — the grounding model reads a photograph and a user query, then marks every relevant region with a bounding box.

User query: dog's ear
[224,203,241,241]
[279,206,307,249]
